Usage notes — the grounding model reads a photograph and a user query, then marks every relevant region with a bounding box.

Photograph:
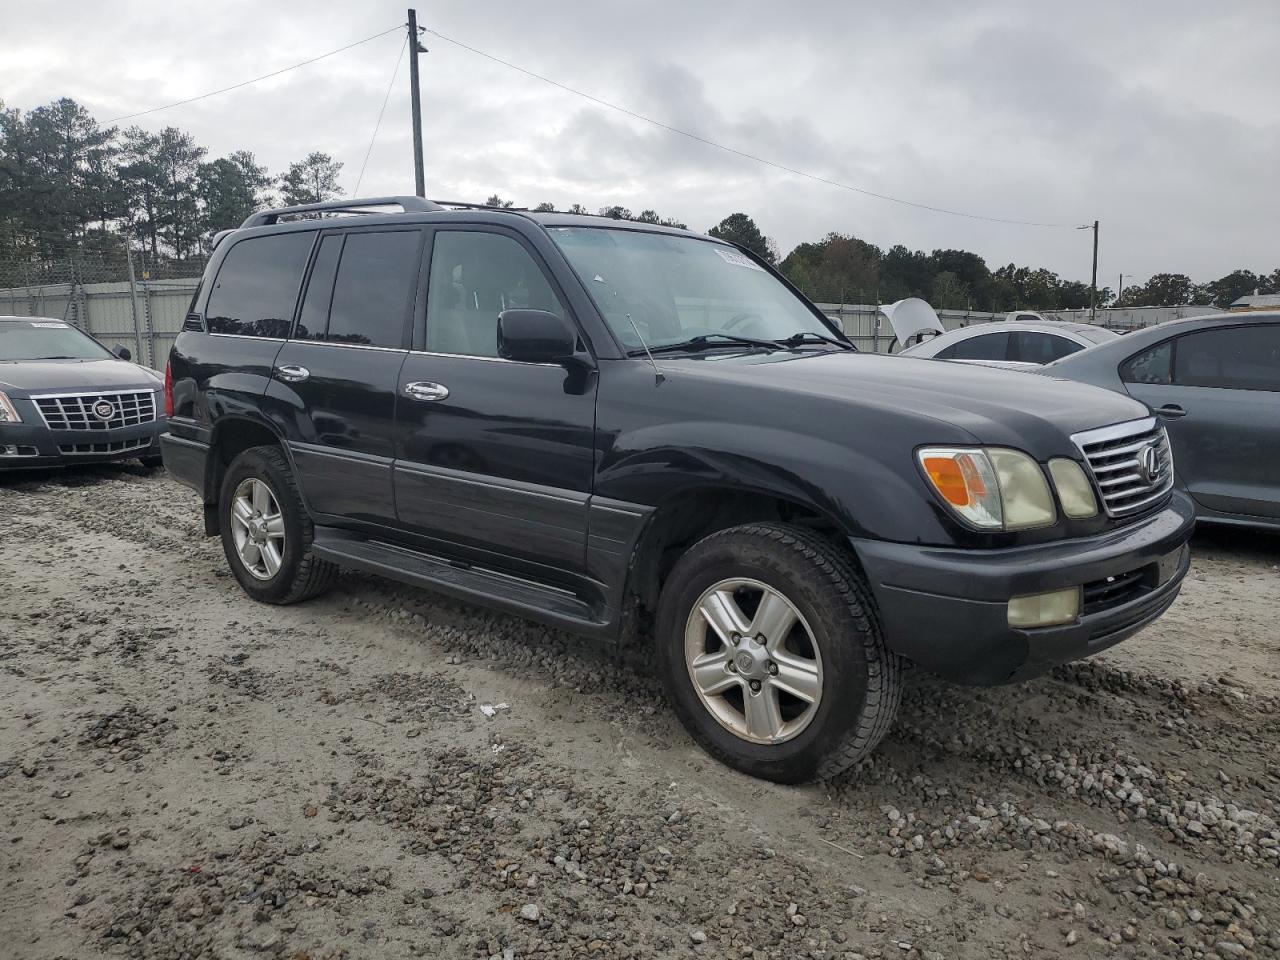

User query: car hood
[0,358,162,395]
[661,349,1150,447]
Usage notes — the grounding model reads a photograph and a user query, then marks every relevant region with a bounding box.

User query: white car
[899,320,1119,368]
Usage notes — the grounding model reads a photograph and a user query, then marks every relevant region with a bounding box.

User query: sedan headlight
[0,392,21,424]
[918,447,1056,530]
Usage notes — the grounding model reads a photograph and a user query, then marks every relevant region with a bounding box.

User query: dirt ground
[1,465,1277,960]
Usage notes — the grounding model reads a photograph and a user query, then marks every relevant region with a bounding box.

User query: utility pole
[1079,219,1099,323]
[407,9,426,197]
[1118,273,1125,306]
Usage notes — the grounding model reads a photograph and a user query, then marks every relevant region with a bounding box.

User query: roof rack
[240,196,442,229]
[430,199,530,212]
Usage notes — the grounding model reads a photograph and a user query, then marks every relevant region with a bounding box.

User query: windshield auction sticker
[714,249,765,271]
[30,322,65,328]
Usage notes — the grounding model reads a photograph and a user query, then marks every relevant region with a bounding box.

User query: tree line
[2,96,1275,309]
[0,97,344,266]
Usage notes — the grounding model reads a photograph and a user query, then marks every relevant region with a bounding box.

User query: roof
[0,315,64,323]
[1229,293,1280,309]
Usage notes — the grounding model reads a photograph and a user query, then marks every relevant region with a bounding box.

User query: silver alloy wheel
[229,477,286,581]
[684,577,823,744]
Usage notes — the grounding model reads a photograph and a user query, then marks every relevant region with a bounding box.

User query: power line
[100,25,405,126]
[424,27,1075,229]
[354,35,409,195]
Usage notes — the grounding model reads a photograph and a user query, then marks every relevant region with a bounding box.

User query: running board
[310,527,614,638]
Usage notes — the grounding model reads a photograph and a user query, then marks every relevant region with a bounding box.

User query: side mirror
[113,344,132,361]
[497,310,577,364]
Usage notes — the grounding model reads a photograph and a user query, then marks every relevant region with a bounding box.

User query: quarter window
[205,233,314,337]
[936,331,1009,361]
[426,231,567,357]
[1012,331,1082,364]
[1173,325,1280,392]
[1120,341,1173,385]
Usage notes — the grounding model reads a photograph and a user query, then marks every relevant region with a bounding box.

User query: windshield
[547,228,836,351]
[0,320,113,362]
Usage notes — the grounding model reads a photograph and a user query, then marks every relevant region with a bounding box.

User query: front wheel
[218,445,336,604]
[655,523,902,783]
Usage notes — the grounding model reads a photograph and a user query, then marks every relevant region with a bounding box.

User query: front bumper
[853,490,1197,685]
[0,417,164,470]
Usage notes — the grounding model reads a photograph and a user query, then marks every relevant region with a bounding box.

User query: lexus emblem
[1139,442,1162,484]
[92,399,117,422]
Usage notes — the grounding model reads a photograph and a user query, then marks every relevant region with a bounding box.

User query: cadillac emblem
[92,399,117,422]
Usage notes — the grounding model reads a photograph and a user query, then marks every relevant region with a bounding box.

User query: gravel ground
[1,464,1278,960]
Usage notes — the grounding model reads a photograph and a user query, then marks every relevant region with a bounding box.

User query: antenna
[624,312,665,385]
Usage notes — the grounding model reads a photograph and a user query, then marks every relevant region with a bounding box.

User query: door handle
[275,364,310,383]
[1155,403,1187,419]
[404,381,450,402]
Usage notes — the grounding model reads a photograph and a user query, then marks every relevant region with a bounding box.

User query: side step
[311,527,614,638]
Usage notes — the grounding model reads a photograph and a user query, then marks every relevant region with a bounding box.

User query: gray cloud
[3,0,1276,282]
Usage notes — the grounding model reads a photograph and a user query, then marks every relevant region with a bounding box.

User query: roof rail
[239,196,442,229]
[431,199,530,212]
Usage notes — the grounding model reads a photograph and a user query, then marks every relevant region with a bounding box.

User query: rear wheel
[218,445,336,604]
[655,522,902,783]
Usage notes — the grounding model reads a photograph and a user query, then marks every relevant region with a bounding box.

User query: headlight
[1048,458,1098,519]
[0,392,21,424]
[919,447,1056,530]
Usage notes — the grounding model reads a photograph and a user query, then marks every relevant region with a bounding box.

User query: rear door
[265,226,424,525]
[392,226,597,581]
[1122,324,1280,519]
[935,331,1011,364]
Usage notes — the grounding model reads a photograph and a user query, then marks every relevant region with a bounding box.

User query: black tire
[141,454,164,468]
[655,522,902,783]
[218,445,337,604]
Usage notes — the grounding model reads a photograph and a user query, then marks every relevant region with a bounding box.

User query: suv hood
[664,350,1149,448]
[0,358,161,395]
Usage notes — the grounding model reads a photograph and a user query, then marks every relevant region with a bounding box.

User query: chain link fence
[0,257,206,369]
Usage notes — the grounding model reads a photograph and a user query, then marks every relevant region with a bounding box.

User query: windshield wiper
[775,331,854,350]
[32,355,80,360]
[633,333,780,356]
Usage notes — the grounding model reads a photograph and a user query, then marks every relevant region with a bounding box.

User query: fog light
[1008,587,1081,628]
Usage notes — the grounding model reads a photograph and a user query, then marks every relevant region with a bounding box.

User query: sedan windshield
[0,320,113,361]
[547,227,840,352]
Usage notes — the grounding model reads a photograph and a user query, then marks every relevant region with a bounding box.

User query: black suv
[162,196,1195,782]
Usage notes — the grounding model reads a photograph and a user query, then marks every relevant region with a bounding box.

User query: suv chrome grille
[34,391,157,431]
[1072,417,1174,519]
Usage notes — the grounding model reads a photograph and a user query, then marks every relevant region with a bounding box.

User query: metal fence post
[126,242,147,364]
[143,281,156,368]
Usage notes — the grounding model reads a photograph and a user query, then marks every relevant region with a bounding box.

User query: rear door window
[293,235,343,341]
[205,232,314,337]
[1172,325,1280,391]
[936,332,1009,361]
[325,231,423,348]
[1011,331,1083,364]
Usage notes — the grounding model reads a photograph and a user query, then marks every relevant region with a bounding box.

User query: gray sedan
[900,320,1119,368]
[1037,312,1280,530]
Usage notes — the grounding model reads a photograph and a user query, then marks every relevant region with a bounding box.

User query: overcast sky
[4,0,1277,284]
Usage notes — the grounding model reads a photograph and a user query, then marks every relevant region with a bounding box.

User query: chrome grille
[34,391,157,431]
[58,437,151,456]
[1072,417,1174,518]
